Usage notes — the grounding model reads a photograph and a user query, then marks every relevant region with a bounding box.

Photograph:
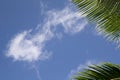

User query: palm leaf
[73,63,120,80]
[72,0,120,47]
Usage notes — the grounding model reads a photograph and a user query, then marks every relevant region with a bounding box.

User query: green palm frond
[73,63,120,80]
[72,0,120,47]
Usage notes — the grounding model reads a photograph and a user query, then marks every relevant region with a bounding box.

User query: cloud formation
[68,60,98,79]
[6,5,87,62]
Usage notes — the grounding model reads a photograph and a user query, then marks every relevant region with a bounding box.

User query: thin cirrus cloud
[6,4,88,62]
[68,60,97,80]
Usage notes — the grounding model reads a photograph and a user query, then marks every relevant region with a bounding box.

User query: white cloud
[31,64,42,80]
[68,60,97,79]
[6,4,87,62]
[45,6,87,34]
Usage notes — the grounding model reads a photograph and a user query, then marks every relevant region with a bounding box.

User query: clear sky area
[0,0,120,80]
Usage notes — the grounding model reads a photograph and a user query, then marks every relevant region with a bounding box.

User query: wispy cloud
[6,4,87,62]
[30,64,42,80]
[68,60,97,80]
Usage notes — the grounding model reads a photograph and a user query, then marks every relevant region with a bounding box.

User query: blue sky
[0,0,120,80]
